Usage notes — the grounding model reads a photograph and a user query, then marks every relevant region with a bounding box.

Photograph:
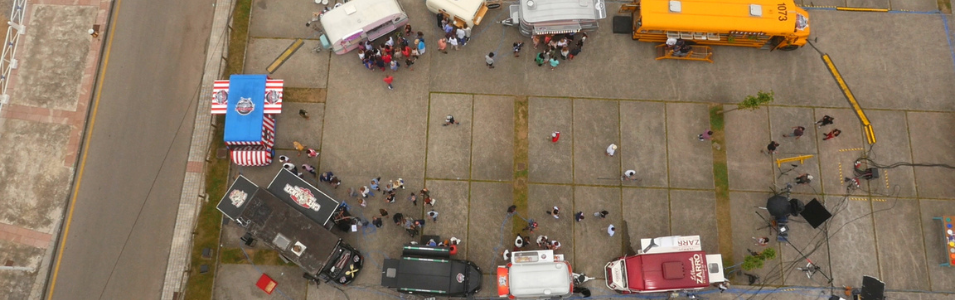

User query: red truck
[605,235,725,294]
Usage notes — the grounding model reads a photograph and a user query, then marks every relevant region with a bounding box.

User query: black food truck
[381,244,482,296]
[217,170,363,284]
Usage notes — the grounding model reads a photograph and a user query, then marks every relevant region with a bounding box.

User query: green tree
[741,247,777,271]
[720,90,774,114]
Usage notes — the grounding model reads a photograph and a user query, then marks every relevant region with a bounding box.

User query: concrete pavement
[188,0,955,299]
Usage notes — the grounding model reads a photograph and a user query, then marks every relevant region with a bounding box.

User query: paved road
[45,0,215,299]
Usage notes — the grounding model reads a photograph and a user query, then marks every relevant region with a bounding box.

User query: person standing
[594,210,609,218]
[548,57,559,70]
[455,27,466,45]
[299,109,310,119]
[622,170,637,181]
[278,155,290,163]
[607,224,616,237]
[371,178,381,191]
[823,129,841,141]
[551,131,560,143]
[486,52,495,68]
[513,42,524,57]
[408,192,417,206]
[428,210,439,222]
[606,143,617,156]
[372,216,383,228]
[574,211,584,222]
[417,37,427,55]
[390,60,399,71]
[301,164,316,176]
[438,37,448,53]
[568,47,581,60]
[535,52,545,67]
[383,75,394,90]
[449,36,459,51]
[545,206,559,219]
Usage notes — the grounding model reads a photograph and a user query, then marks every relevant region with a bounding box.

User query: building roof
[518,0,606,23]
[639,0,806,34]
[625,251,711,291]
[320,0,406,43]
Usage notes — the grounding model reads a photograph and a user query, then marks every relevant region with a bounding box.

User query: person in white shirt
[606,144,617,156]
[607,224,616,237]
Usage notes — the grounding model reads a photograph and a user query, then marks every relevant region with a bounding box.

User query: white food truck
[320,0,410,54]
[502,0,607,36]
[605,235,725,294]
[496,250,574,299]
[426,0,490,28]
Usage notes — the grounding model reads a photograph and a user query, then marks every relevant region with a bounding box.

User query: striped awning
[211,79,283,115]
[533,24,582,36]
[231,146,273,166]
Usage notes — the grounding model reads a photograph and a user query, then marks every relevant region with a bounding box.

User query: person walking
[438,37,448,53]
[371,178,381,191]
[507,205,517,215]
[568,47,581,60]
[548,57,559,70]
[384,75,394,90]
[816,115,834,127]
[551,131,560,143]
[594,210,609,218]
[301,164,316,176]
[372,216,383,228]
[278,155,290,164]
[513,42,524,57]
[299,109,309,119]
[392,178,405,190]
[486,52,495,68]
[574,211,585,222]
[428,210,439,222]
[545,206,559,219]
[753,236,769,246]
[307,148,319,158]
[622,170,637,181]
[783,126,806,139]
[535,52,545,67]
[607,224,616,237]
[293,141,306,156]
[699,130,713,141]
[606,143,617,156]
[359,186,370,198]
[282,162,295,171]
[823,129,842,141]
[443,115,460,126]
[762,141,780,154]
[408,192,417,206]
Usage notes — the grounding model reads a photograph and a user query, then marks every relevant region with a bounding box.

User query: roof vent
[527,0,535,8]
[749,4,762,16]
[344,6,357,15]
[272,234,291,250]
[669,1,681,13]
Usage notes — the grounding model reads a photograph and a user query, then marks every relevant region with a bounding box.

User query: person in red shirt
[551,131,560,143]
[383,75,394,90]
[382,53,392,66]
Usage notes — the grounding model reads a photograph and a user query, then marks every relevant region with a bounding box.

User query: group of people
[435,11,472,54]
[665,38,694,57]
[357,27,423,73]
[531,33,588,70]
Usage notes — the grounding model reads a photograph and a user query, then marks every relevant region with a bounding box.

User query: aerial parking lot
[210,0,955,299]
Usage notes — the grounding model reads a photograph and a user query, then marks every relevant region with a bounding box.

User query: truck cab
[496,250,574,299]
[605,235,724,294]
[381,245,483,296]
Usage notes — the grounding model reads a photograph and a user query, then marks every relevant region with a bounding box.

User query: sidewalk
[0,0,112,298]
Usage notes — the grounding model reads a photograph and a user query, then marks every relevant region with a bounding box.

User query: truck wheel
[778,45,799,51]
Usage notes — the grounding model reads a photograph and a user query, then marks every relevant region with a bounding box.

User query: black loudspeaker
[800,198,832,229]
[613,16,632,34]
[861,276,885,300]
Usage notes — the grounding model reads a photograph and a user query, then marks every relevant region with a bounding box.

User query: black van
[217,173,363,284]
[381,245,482,296]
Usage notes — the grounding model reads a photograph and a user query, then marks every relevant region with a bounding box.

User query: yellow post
[776,155,814,167]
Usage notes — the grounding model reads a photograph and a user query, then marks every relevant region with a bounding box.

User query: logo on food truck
[236,97,255,115]
[228,189,248,207]
[688,254,706,284]
[284,184,320,211]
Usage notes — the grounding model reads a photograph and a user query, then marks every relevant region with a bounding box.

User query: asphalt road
[46,0,215,299]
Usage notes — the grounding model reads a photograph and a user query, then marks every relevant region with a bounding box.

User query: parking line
[46,0,123,298]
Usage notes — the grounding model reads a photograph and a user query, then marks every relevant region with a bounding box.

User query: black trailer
[217,174,363,284]
[381,245,482,296]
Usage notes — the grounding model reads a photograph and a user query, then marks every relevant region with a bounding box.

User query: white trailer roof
[320,0,405,43]
[427,0,484,20]
[518,0,606,23]
[508,261,572,297]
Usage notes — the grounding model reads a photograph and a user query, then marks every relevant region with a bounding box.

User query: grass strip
[512,98,530,234]
[284,87,327,103]
[223,0,252,77]
[709,104,734,267]
[183,115,229,300]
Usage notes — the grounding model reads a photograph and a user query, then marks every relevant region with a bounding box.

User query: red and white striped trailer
[210,75,283,167]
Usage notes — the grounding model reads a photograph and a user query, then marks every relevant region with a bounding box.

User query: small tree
[741,247,777,271]
[720,90,774,114]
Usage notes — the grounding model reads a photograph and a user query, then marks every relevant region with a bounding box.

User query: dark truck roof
[267,169,340,226]
[381,257,483,296]
[217,175,346,276]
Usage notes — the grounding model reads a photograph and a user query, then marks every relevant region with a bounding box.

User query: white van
[425,0,489,29]
[320,0,410,55]
[496,250,574,298]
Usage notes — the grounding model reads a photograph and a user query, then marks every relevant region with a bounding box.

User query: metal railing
[0,0,28,115]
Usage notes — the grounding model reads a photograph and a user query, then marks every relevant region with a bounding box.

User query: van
[218,174,364,284]
[381,245,483,296]
[320,0,409,54]
[426,0,489,29]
